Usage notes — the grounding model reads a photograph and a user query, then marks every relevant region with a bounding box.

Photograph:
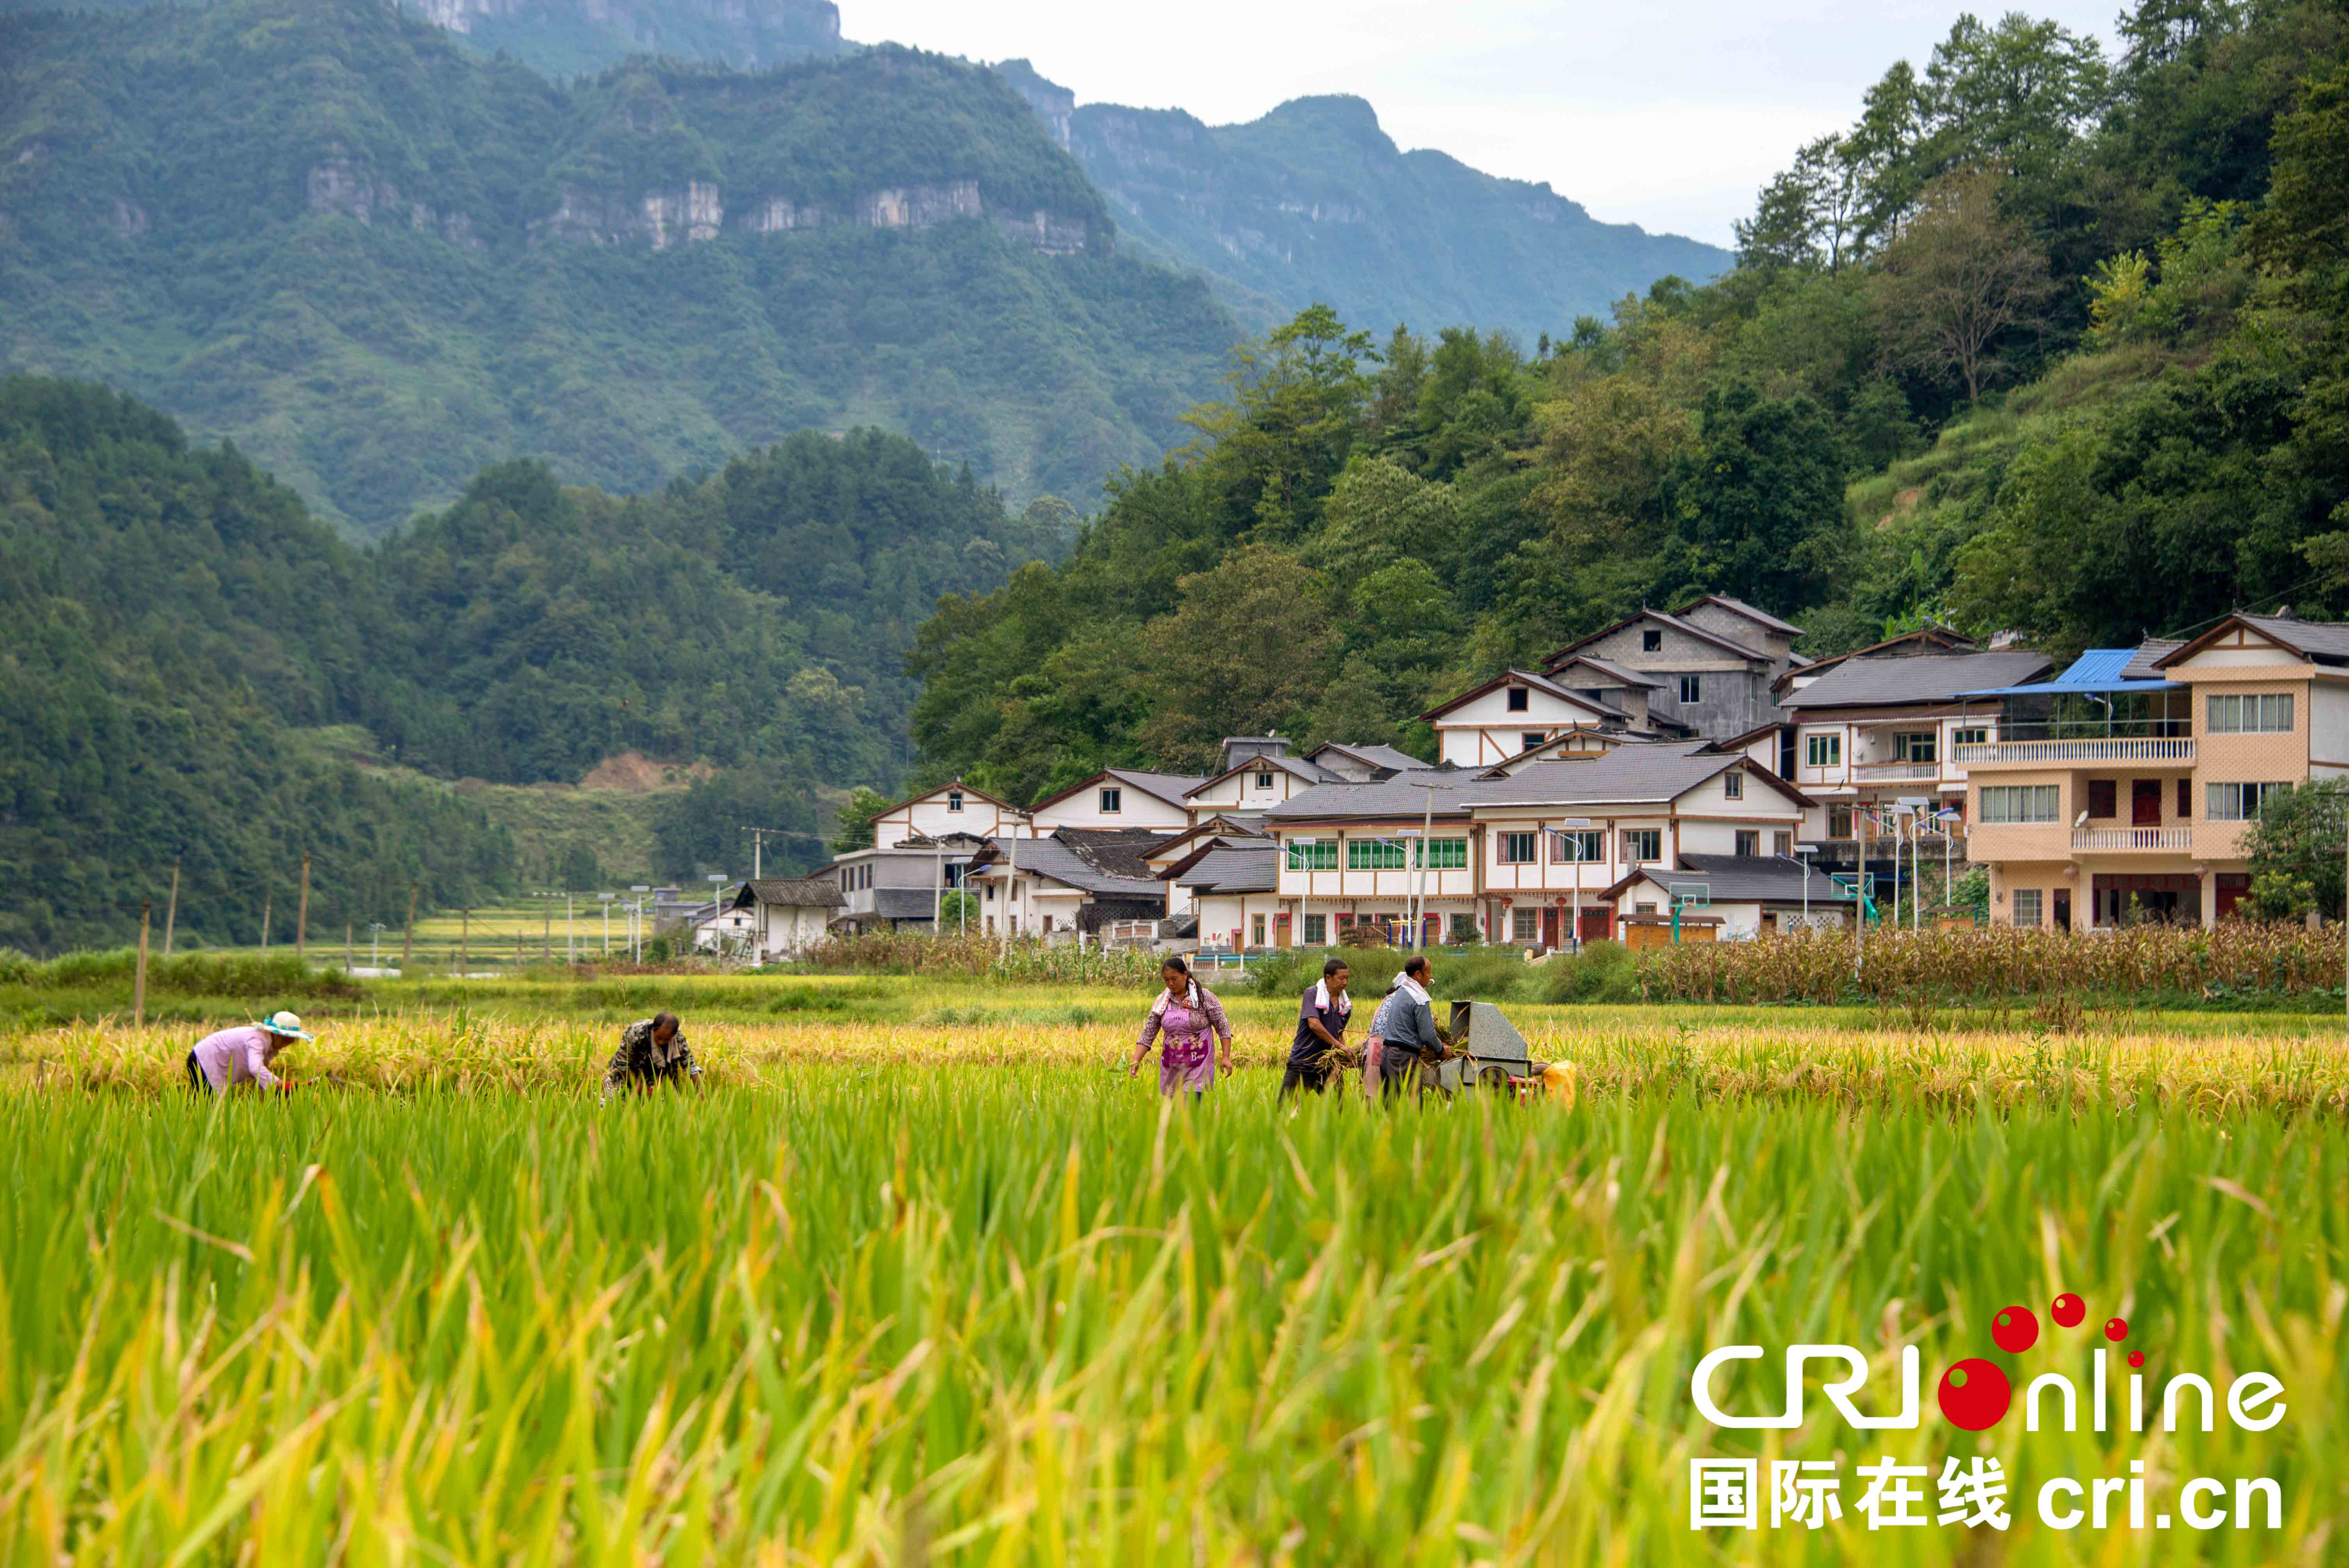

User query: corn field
[1640,922,2349,1005]
[3,1013,2344,1562]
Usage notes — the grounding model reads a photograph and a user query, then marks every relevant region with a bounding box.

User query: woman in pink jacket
[1129,956,1233,1098]
[185,1010,312,1094]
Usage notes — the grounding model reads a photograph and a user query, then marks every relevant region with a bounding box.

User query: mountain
[0,372,1066,951]
[0,0,1236,534]
[0,0,852,80]
[993,62,1733,340]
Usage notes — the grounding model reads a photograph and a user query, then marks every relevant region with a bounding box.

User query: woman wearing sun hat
[186,1010,313,1094]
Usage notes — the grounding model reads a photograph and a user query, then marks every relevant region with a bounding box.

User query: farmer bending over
[604,1012,702,1096]
[187,1010,312,1094]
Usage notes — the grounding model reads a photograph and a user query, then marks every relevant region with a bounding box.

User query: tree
[2242,779,2349,921]
[1663,383,1848,612]
[1872,167,2057,400]
[1133,544,1340,769]
[830,786,894,855]
[1736,135,1867,273]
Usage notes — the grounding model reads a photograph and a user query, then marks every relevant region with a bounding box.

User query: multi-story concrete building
[1966,615,2349,928]
[1536,596,1806,740]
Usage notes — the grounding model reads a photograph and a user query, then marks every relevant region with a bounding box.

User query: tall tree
[1871,167,2058,400]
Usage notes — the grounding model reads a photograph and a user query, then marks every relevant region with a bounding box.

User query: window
[1285,839,1338,871]
[1895,732,1937,764]
[1550,829,1603,864]
[1679,674,1702,704]
[946,791,964,813]
[1635,901,1659,914]
[1255,771,1276,790]
[1251,914,1267,947]
[984,882,996,902]
[1806,733,1842,769]
[1521,732,1547,753]
[1449,914,1479,943]
[2207,782,2290,821]
[1099,786,1121,814]
[2207,693,2294,733]
[1498,832,1539,865]
[1506,686,1530,712]
[1828,804,1854,838]
[2087,779,2117,818]
[2177,778,2192,818]
[1735,830,1761,857]
[1774,831,1793,857]
[2014,889,2043,928]
[1980,785,2062,823]
[1722,771,1744,800]
[1643,629,1663,652]
[1622,828,1662,862]
[1348,839,1408,871]
[1953,727,1988,748]
[1303,913,1327,945]
[1512,908,1539,941]
[1415,838,1469,870]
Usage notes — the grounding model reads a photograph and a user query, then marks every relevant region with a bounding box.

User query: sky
[852,0,2124,247]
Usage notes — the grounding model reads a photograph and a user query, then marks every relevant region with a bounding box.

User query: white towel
[1313,977,1352,1019]
[1150,980,1202,1017]
[1390,971,1430,1006]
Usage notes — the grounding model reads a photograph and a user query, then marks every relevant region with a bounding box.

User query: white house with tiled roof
[1028,768,1204,832]
[1420,669,1631,767]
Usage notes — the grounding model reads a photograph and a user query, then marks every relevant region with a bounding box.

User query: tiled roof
[971,836,1162,896]
[738,877,845,909]
[1173,844,1278,894]
[1185,751,1345,795]
[1461,742,1746,808]
[2120,639,2184,680]
[1421,668,1618,725]
[1101,768,1208,805]
[1661,853,1856,904]
[2231,614,2349,663]
[1545,608,1773,668]
[1551,653,1665,689]
[1673,593,1807,637]
[870,888,940,920]
[1259,768,1487,821]
[1779,650,2050,709]
[1050,827,1170,881]
[1311,741,1428,772]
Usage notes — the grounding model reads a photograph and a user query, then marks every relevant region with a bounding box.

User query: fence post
[134,898,150,1030]
[295,850,311,962]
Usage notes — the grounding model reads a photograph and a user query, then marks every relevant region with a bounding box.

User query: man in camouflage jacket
[604,1012,701,1096]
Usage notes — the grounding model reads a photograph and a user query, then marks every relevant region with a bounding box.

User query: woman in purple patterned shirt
[1128,956,1233,1098]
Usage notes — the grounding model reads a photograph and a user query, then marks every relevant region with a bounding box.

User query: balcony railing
[1853,761,1945,780]
[2073,827,2192,852]
[1957,739,2196,764]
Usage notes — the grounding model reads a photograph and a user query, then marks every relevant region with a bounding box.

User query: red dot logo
[2051,1293,2086,1328]
[2104,1317,2129,1342]
[1991,1304,2039,1353]
[1937,1358,2013,1431]
[2128,1351,2146,1368]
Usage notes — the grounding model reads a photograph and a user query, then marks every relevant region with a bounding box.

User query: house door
[1577,908,1613,945]
[1540,908,1560,948]
[2053,892,2071,932]
[2132,779,2161,827]
[1274,912,1292,949]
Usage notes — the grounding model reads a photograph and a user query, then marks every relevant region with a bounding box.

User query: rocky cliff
[996,70,1732,339]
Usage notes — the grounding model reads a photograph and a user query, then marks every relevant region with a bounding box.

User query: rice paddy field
[4,987,2346,1563]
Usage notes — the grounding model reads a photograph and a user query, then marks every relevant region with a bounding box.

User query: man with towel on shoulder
[1363,955,1447,1100]
[1279,955,1353,1101]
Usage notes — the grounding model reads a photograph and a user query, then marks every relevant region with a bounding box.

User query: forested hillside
[0,375,1060,952]
[993,62,1731,340]
[0,0,1232,533]
[911,0,2349,805]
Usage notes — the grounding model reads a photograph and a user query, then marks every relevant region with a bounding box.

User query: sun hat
[255,1009,314,1041]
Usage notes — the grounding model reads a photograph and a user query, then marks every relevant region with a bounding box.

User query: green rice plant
[0,1057,2339,1563]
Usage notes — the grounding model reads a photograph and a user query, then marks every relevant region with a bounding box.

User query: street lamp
[1785,843,1821,929]
[1544,818,1594,951]
[368,921,386,969]
[597,892,615,956]
[1897,797,1932,932]
[706,873,727,958]
[629,885,650,963]
[1935,807,1962,915]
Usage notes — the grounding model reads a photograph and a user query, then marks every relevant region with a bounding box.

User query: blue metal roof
[1957,649,2181,698]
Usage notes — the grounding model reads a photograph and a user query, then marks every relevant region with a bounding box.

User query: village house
[1253,770,1492,949]
[1419,668,1670,768]
[726,877,847,959]
[1027,768,1204,832]
[1461,741,1815,946]
[1169,837,1280,953]
[966,827,1169,938]
[1182,736,1348,818]
[1776,644,2051,888]
[1966,614,2349,928]
[1597,853,1856,945]
[1536,596,1806,740]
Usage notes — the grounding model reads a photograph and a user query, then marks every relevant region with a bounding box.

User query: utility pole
[162,859,180,958]
[1853,807,1867,984]
[1413,782,1437,949]
[344,920,353,973]
[295,850,311,961]
[566,892,574,965]
[134,898,150,1030]
[401,880,417,971]
[460,906,469,969]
